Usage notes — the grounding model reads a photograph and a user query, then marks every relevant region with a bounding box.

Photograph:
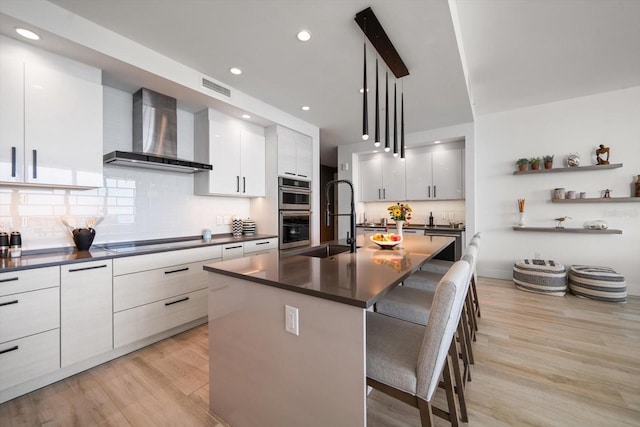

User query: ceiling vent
[202,77,231,97]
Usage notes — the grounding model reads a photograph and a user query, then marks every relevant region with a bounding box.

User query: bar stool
[367,261,471,426]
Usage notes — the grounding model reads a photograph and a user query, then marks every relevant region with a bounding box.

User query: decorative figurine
[603,189,611,198]
[596,144,610,165]
[567,153,580,167]
[554,216,572,228]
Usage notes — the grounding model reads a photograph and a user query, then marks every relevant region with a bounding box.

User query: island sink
[294,244,354,258]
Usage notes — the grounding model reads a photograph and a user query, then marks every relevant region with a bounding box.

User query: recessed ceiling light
[434,140,441,144]
[297,30,311,42]
[230,67,242,75]
[242,114,251,119]
[301,106,310,111]
[16,28,40,40]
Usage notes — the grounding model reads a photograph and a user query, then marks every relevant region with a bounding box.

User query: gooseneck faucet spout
[325,179,357,253]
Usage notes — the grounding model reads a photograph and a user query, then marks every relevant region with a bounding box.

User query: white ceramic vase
[396,220,404,238]
[518,212,526,227]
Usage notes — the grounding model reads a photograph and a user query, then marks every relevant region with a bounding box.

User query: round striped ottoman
[568,265,627,302]
[513,259,567,296]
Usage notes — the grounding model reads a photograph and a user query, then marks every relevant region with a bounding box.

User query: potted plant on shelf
[543,154,554,169]
[529,157,542,170]
[516,158,529,171]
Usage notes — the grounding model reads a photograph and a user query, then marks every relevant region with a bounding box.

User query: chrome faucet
[324,179,357,253]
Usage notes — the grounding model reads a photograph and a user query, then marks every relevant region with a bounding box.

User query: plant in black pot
[63,216,103,251]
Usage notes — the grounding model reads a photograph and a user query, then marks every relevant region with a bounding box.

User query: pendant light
[401,85,406,159]
[362,42,369,141]
[374,58,380,147]
[384,72,390,152]
[393,82,398,157]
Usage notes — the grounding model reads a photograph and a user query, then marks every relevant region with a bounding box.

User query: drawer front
[0,287,60,344]
[243,238,277,254]
[221,243,244,260]
[0,329,60,390]
[0,266,60,297]
[113,288,208,348]
[113,246,222,276]
[113,259,216,312]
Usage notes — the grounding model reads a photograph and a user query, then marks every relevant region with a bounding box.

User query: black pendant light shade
[384,72,390,152]
[362,43,369,141]
[374,59,380,147]
[393,82,398,157]
[401,91,405,159]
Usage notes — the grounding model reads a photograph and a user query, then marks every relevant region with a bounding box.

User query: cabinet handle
[225,245,242,250]
[68,264,108,272]
[383,188,386,199]
[434,185,437,198]
[0,346,19,355]
[378,189,381,200]
[32,149,37,179]
[428,186,431,198]
[0,277,19,283]
[236,176,240,192]
[256,241,269,245]
[164,267,189,275]
[11,146,17,177]
[165,297,189,306]
[243,176,246,193]
[284,172,296,176]
[297,174,308,178]
[0,299,19,307]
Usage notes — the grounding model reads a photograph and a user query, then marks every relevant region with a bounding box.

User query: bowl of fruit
[370,232,403,249]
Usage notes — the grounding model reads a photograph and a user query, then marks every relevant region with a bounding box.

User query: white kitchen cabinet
[0,37,103,188]
[60,261,113,367]
[277,126,312,180]
[0,266,60,392]
[243,238,277,254]
[112,246,221,348]
[194,108,265,197]
[221,242,244,260]
[359,153,406,202]
[405,146,464,200]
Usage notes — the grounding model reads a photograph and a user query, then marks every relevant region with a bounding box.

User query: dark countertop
[357,223,465,231]
[203,234,455,309]
[0,234,277,273]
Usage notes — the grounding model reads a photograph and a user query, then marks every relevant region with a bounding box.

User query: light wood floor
[1,277,639,426]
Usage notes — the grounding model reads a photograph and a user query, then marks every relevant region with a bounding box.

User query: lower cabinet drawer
[113,288,208,348]
[0,329,60,391]
[243,238,277,254]
[0,287,60,344]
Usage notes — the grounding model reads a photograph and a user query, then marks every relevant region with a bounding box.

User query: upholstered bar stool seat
[420,258,454,275]
[376,285,436,325]
[568,265,627,302]
[403,269,443,291]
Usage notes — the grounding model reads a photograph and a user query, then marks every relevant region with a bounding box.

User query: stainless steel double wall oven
[278,177,311,249]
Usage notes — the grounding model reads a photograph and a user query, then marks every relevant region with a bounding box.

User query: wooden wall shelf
[552,197,640,203]
[512,226,622,234]
[513,163,622,175]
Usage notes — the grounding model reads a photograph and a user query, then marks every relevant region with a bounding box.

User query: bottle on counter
[428,212,434,227]
[0,232,8,258]
[9,231,22,258]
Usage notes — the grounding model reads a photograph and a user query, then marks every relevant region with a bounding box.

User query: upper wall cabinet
[359,153,406,202]
[405,146,464,201]
[0,43,103,189]
[277,126,312,180]
[194,109,266,197]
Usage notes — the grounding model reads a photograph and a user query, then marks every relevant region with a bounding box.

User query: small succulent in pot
[529,157,542,170]
[516,158,529,171]
[543,154,554,169]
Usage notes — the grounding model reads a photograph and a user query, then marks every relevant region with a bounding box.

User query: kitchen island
[203,234,454,427]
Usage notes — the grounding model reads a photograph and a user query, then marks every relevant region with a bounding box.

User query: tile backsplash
[0,166,251,250]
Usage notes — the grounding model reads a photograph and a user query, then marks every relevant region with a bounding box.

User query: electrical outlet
[216,216,223,225]
[223,216,231,225]
[285,305,299,336]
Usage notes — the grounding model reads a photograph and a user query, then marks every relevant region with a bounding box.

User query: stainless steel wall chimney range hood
[104,88,212,173]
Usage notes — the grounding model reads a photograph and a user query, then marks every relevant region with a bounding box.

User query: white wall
[475,86,640,295]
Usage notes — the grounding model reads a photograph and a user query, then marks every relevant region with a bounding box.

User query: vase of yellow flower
[387,203,412,239]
